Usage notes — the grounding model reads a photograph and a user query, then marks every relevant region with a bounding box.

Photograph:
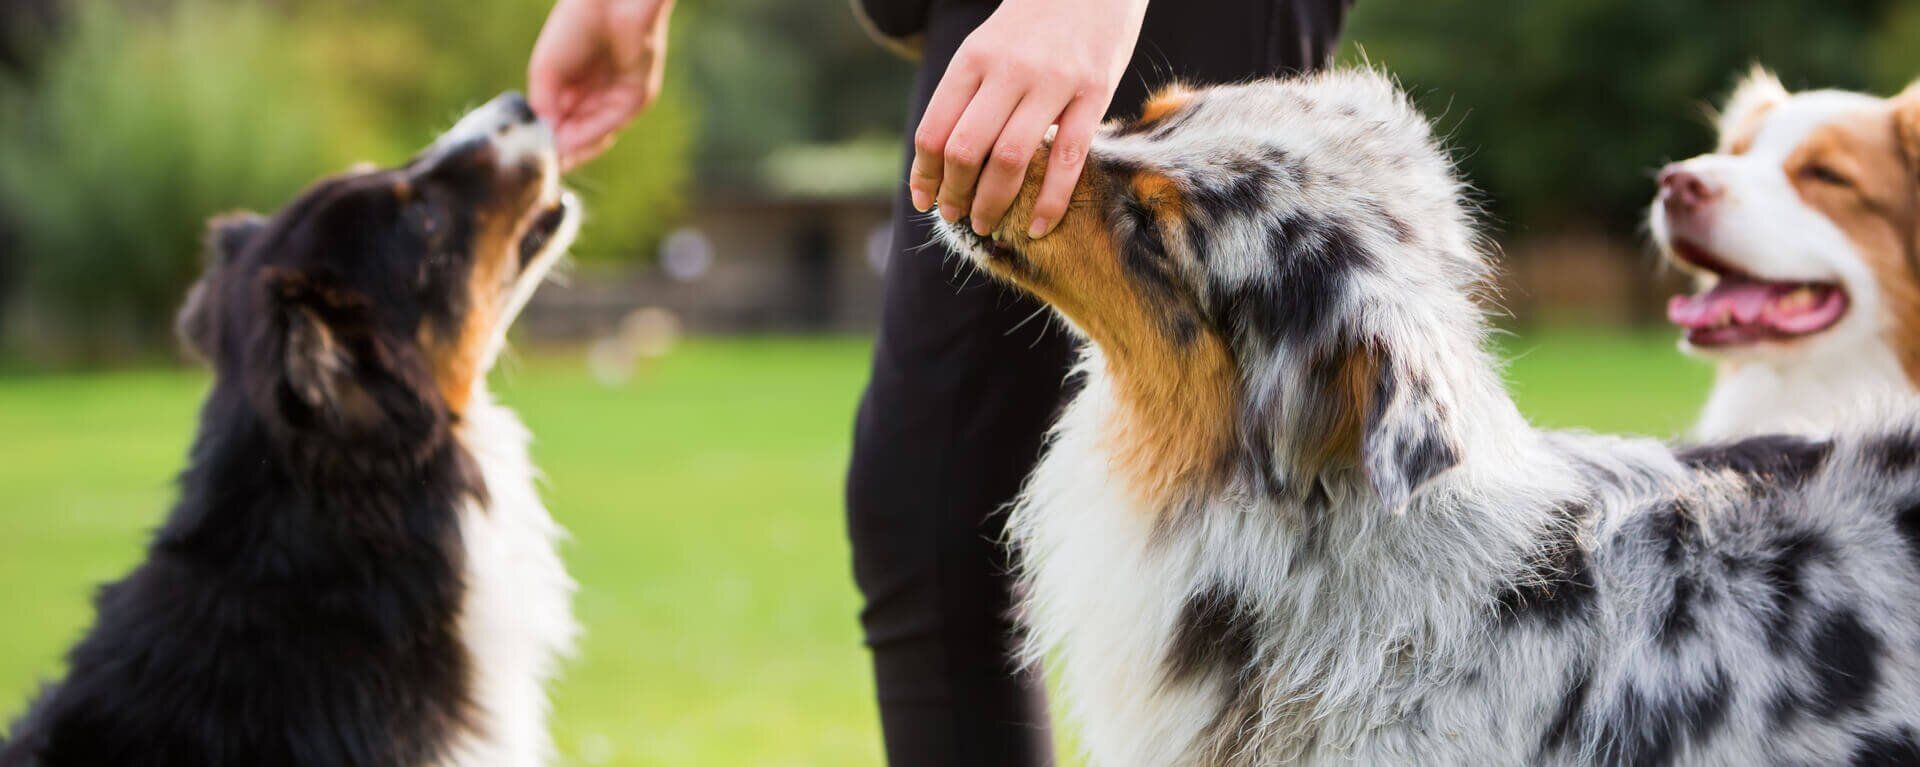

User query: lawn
[0,329,1711,765]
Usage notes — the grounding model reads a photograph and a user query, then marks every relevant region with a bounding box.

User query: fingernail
[973,219,992,236]
[1028,218,1050,238]
[911,189,931,212]
[940,205,961,223]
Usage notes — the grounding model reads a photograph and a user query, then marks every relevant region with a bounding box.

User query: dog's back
[3,391,478,766]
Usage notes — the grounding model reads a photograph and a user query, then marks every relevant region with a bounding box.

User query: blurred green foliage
[0,3,370,359]
[675,0,914,191]
[1344,0,1909,235]
[0,0,693,361]
[9,0,1920,361]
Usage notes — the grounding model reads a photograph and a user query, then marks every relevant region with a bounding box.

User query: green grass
[0,330,1711,765]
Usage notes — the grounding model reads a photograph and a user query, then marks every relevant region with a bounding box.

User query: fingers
[528,0,599,121]
[555,88,647,165]
[933,82,1021,226]
[908,68,981,215]
[969,86,1071,235]
[1027,95,1105,238]
[529,0,674,171]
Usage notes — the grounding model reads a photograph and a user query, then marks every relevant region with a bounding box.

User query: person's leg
[847,2,1353,765]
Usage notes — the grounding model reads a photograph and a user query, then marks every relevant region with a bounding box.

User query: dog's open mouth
[1665,240,1848,347]
[517,201,571,271]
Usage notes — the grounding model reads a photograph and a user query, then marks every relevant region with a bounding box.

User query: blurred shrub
[1346,0,1901,234]
[674,0,913,190]
[0,0,694,362]
[0,2,371,360]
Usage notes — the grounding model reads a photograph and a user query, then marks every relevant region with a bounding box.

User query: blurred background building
[1,0,1917,357]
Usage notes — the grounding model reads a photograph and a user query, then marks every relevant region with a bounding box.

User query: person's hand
[910,0,1148,238]
[528,0,676,171]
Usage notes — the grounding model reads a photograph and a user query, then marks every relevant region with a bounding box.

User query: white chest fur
[1695,339,1909,440]
[441,394,578,767]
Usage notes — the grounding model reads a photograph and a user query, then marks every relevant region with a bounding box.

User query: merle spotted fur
[938,70,1920,766]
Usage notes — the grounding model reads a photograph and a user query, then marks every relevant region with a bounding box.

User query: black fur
[1164,585,1260,685]
[1678,435,1833,488]
[1851,728,1920,766]
[1546,668,1734,766]
[1755,531,1832,654]
[1496,503,1598,628]
[1392,425,1458,494]
[1537,665,1593,757]
[1804,609,1883,718]
[1893,497,1920,572]
[1206,213,1371,348]
[1867,431,1920,474]
[1656,573,1715,648]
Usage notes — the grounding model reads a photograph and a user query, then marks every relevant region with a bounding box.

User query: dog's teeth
[1776,287,1816,313]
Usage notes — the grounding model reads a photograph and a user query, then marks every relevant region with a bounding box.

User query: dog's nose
[497,92,537,125]
[1658,164,1720,215]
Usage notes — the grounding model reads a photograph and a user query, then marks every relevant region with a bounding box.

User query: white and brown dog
[939,71,1920,766]
[1652,69,1920,439]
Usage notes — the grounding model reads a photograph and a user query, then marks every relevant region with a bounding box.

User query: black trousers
[846,2,1351,764]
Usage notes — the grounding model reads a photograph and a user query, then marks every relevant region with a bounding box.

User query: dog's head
[937,72,1479,510]
[178,93,579,445]
[1651,68,1920,378]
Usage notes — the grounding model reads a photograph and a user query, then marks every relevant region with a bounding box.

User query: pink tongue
[1666,280,1848,337]
[1666,281,1779,329]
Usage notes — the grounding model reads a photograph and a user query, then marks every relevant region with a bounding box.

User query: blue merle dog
[932,69,1920,766]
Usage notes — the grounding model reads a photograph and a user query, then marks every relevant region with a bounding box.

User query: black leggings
[846,2,1351,764]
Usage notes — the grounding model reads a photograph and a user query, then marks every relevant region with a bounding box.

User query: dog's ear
[176,212,267,362]
[1715,65,1789,151]
[256,269,430,437]
[1295,338,1459,512]
[1893,81,1920,175]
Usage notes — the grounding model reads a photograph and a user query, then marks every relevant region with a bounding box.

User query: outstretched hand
[528,0,676,171]
[910,0,1148,238]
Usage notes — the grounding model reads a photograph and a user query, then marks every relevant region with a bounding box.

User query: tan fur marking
[1722,104,1775,156]
[1131,171,1183,215]
[1299,340,1381,479]
[426,176,541,415]
[1719,67,1788,155]
[982,150,1237,508]
[1785,98,1920,385]
[1139,85,1192,126]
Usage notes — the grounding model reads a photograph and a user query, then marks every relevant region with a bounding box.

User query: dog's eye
[1800,163,1853,188]
[405,202,442,238]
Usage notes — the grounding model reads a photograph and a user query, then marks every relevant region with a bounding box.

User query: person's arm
[909,0,1149,238]
[528,0,677,170]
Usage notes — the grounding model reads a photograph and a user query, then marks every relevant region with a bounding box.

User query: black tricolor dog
[0,93,581,767]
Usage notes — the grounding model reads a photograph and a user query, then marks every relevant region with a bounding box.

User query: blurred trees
[0,0,914,361]
[0,0,694,360]
[0,3,376,358]
[7,0,1920,360]
[675,0,913,192]
[1345,0,1905,235]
